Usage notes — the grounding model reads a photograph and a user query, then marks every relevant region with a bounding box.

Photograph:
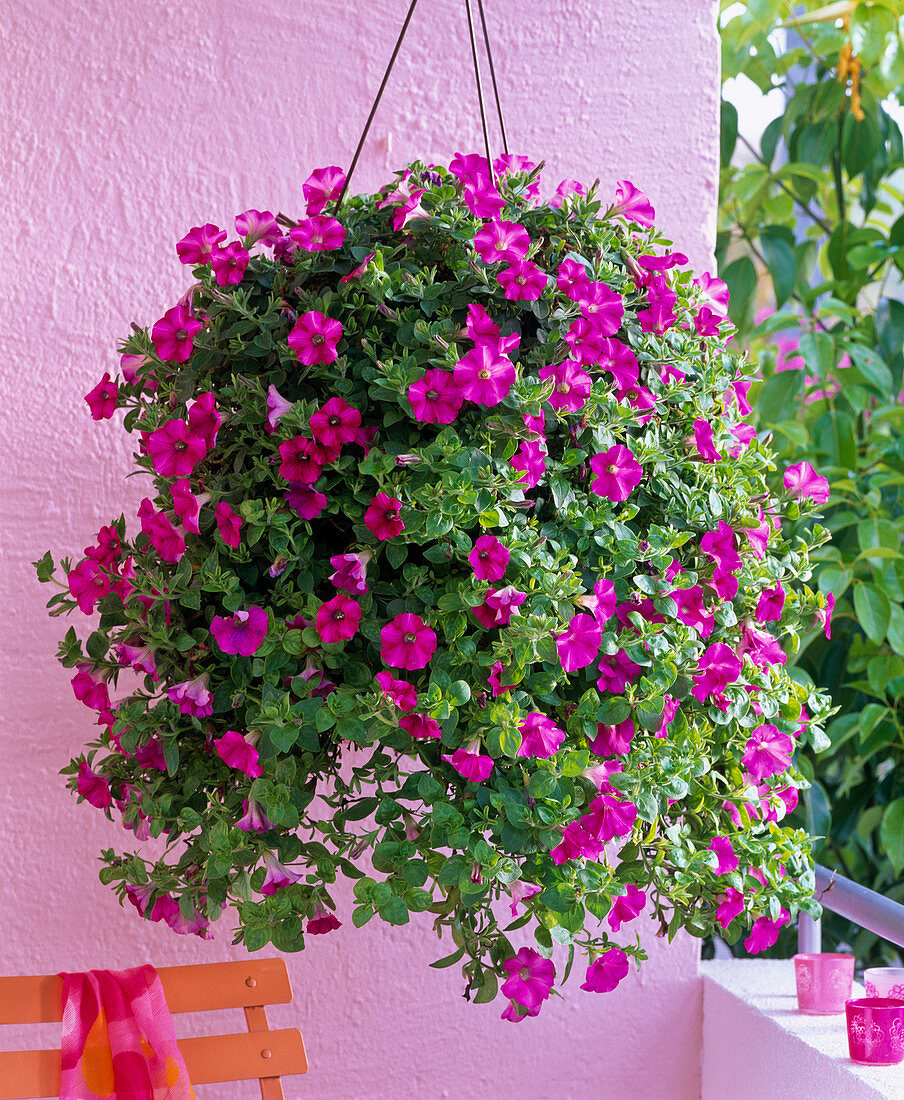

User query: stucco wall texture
[1,2,720,1097]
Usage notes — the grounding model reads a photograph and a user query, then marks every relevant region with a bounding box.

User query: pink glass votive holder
[846,998,904,1065]
[793,952,855,1014]
[864,968,904,1000]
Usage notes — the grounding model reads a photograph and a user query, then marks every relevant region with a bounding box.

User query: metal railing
[798,863,904,954]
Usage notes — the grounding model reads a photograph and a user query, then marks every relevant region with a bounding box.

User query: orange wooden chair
[0,958,307,1099]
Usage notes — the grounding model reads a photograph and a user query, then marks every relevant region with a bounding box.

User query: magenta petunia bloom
[694,306,723,338]
[151,305,203,363]
[85,373,118,420]
[693,418,721,462]
[608,884,646,932]
[453,345,516,406]
[701,520,742,575]
[575,281,624,336]
[692,642,742,703]
[278,436,322,485]
[307,907,342,935]
[399,712,442,740]
[744,909,790,954]
[288,310,343,366]
[68,558,110,615]
[784,461,830,505]
[596,650,641,694]
[147,418,208,478]
[539,359,592,413]
[581,948,630,994]
[599,337,640,389]
[303,165,346,214]
[556,613,602,672]
[696,270,731,313]
[210,605,268,656]
[516,712,565,758]
[266,384,294,432]
[716,887,745,929]
[310,397,361,450]
[551,820,607,864]
[284,484,327,519]
[237,796,275,833]
[449,151,490,186]
[167,673,213,717]
[260,852,302,896]
[211,241,250,286]
[728,423,756,457]
[443,746,494,783]
[510,440,547,487]
[365,492,405,540]
[501,948,555,1014]
[381,612,437,670]
[550,177,585,207]
[615,381,657,422]
[214,730,263,778]
[137,498,186,563]
[375,671,418,711]
[576,577,618,624]
[330,551,371,594]
[72,664,111,711]
[638,275,677,333]
[756,585,786,624]
[463,176,506,219]
[588,718,635,757]
[473,585,527,628]
[742,724,794,780]
[114,639,156,680]
[709,836,738,876]
[170,479,201,534]
[581,793,637,844]
[408,369,463,424]
[473,219,531,264]
[738,621,787,669]
[671,585,715,638]
[234,209,281,247]
[488,661,510,697]
[468,535,509,581]
[497,258,548,301]
[556,257,591,299]
[590,445,643,502]
[289,215,346,252]
[508,880,542,917]
[176,223,226,265]
[611,179,655,226]
[215,502,243,548]
[316,593,361,644]
[77,760,112,810]
[188,391,221,448]
[564,316,609,365]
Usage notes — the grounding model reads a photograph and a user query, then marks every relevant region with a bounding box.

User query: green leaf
[429,946,465,969]
[880,798,904,876]
[841,112,881,179]
[757,369,804,424]
[759,226,797,307]
[720,99,738,166]
[472,968,498,1004]
[853,583,891,644]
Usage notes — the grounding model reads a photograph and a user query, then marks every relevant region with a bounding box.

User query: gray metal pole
[797,911,822,954]
[814,864,904,950]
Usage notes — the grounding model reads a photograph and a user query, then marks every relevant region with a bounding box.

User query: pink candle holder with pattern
[864,968,904,1000]
[793,952,855,1014]
[846,998,904,1065]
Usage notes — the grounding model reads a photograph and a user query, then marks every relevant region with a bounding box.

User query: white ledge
[701,959,904,1100]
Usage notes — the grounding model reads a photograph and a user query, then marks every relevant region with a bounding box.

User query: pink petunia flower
[709,836,738,876]
[599,338,640,389]
[115,638,157,680]
[539,360,592,413]
[581,793,637,843]
[693,419,721,462]
[214,730,263,778]
[744,909,790,954]
[235,209,281,247]
[188,391,221,448]
[694,306,724,338]
[310,397,361,450]
[266,384,294,432]
[137,499,186,563]
[365,492,405,541]
[211,241,250,286]
[728,423,756,456]
[284,484,327,519]
[468,535,509,581]
[742,724,794,780]
[615,381,657,422]
[329,551,371,594]
[463,176,506,219]
[85,373,118,420]
[556,613,602,672]
[564,317,607,364]
[581,948,630,993]
[176,223,227,264]
[151,305,203,363]
[696,271,731,314]
[278,436,322,485]
[576,578,618,624]
[260,852,302,895]
[375,671,418,711]
[510,440,547,487]
[288,311,343,366]
[167,673,213,718]
[71,664,111,711]
[497,259,548,301]
[501,948,555,1015]
[692,642,742,703]
[550,178,585,208]
[611,179,655,226]
[473,585,527,628]
[316,594,361,643]
[215,502,243,548]
[488,661,510,697]
[381,613,437,670]
[671,585,715,638]
[171,479,202,534]
[77,760,112,809]
[551,820,606,864]
[443,745,494,783]
[147,418,208,478]
[516,712,565,758]
[588,718,635,757]
[289,215,346,252]
[738,621,786,669]
[701,520,742,576]
[473,220,531,264]
[303,166,346,215]
[408,369,463,424]
[574,282,624,336]
[340,252,375,284]
[716,887,745,929]
[454,345,516,406]
[237,797,274,833]
[596,650,641,694]
[399,712,442,740]
[608,884,646,932]
[556,259,591,301]
[450,151,491,186]
[508,880,542,917]
[590,445,643,502]
[784,461,830,505]
[756,585,786,624]
[68,558,110,614]
[210,606,268,656]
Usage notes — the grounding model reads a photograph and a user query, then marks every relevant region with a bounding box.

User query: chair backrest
[0,958,307,1100]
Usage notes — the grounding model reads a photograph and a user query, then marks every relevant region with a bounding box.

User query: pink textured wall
[1,1,719,1096]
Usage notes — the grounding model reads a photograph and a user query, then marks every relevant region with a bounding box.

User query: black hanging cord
[464,0,495,186]
[334,0,421,210]
[476,0,508,157]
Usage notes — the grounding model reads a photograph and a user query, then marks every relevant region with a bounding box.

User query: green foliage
[718,0,904,963]
[39,157,832,1008]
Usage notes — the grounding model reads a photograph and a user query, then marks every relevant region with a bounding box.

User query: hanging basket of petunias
[38,155,834,1019]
